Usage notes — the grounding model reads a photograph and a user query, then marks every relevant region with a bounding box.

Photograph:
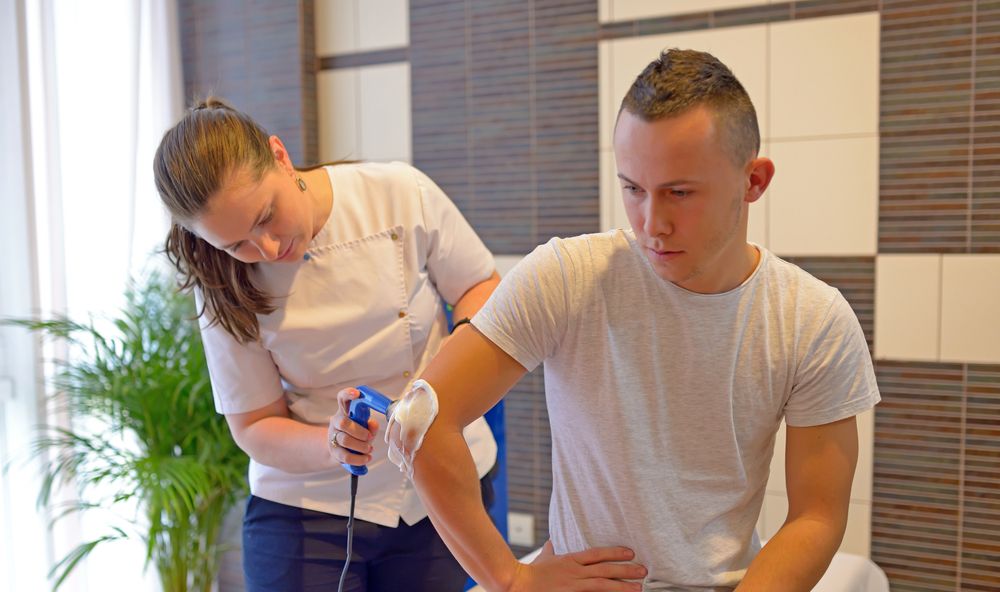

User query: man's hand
[506,540,647,592]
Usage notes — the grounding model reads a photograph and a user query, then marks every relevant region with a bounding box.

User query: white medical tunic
[197,162,498,527]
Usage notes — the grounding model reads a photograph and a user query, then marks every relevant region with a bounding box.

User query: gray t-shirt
[472,229,880,590]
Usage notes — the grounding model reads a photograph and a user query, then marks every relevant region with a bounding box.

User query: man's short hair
[618,48,761,166]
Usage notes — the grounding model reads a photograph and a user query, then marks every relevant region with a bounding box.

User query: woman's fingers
[329,388,377,465]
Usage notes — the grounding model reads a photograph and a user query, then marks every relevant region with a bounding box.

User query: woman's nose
[254,233,281,260]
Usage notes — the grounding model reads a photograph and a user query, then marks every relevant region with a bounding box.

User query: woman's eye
[671,189,690,198]
[260,207,275,225]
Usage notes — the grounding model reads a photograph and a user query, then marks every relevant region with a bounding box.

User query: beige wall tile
[841,500,872,557]
[358,0,409,52]
[610,0,769,22]
[874,254,942,362]
[317,68,360,162]
[495,255,523,277]
[599,40,614,152]
[315,0,357,56]
[358,62,411,162]
[766,419,786,495]
[599,0,613,23]
[853,409,874,505]
[602,149,630,232]
[940,255,1000,364]
[770,12,879,139]
[761,491,788,540]
[748,141,769,249]
[768,136,878,256]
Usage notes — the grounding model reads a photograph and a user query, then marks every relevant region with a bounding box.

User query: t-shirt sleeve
[471,238,574,372]
[784,293,881,427]
[194,288,285,415]
[412,166,495,305]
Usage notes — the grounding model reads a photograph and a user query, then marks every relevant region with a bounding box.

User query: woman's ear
[268,135,295,175]
[744,157,775,204]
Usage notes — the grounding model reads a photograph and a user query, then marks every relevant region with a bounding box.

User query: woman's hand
[505,541,646,592]
[328,388,379,466]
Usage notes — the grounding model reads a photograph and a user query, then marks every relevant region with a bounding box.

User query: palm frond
[5,269,249,592]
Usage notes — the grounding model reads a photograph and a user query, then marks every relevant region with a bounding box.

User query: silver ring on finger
[330,430,342,449]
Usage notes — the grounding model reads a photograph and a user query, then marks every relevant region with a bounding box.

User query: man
[382,49,880,591]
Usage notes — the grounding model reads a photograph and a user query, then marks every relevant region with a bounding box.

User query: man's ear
[744,157,775,204]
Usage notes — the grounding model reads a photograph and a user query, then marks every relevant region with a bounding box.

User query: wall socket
[507,511,535,547]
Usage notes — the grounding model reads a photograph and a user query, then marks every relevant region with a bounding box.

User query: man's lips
[647,247,683,261]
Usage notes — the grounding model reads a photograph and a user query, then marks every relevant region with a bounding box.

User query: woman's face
[190,162,314,264]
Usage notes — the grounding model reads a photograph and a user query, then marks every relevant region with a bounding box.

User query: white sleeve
[784,294,881,427]
[194,288,284,415]
[412,167,495,305]
[471,238,576,372]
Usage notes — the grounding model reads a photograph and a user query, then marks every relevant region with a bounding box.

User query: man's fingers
[581,561,647,582]
[569,546,635,566]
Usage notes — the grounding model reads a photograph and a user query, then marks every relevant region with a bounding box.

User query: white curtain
[0,0,183,590]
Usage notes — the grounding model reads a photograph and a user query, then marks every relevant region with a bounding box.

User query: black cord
[337,474,359,592]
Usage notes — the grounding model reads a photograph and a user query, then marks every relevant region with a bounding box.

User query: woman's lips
[277,240,295,261]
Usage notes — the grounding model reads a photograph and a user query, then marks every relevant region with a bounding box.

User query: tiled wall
[315,0,411,163]
[185,0,1000,589]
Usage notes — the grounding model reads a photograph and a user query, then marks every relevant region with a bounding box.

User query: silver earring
[296,177,307,192]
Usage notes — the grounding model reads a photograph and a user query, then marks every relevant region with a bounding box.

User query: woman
[153,98,499,591]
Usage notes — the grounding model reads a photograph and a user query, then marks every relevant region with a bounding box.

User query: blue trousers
[243,474,495,592]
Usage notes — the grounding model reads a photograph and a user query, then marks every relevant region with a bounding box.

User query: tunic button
[391,232,398,240]
[403,371,411,378]
[398,310,406,318]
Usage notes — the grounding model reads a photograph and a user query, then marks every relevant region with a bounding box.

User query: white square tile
[768,136,878,256]
[940,255,1000,364]
[748,141,768,249]
[852,409,874,504]
[358,0,409,52]
[495,255,524,278]
[761,491,788,541]
[599,40,614,151]
[756,501,767,540]
[599,0,613,23]
[874,254,942,362]
[315,0,357,56]
[602,149,630,232]
[766,419,786,495]
[607,24,768,146]
[770,12,880,139]
[611,0,769,22]
[317,69,360,162]
[358,62,411,162]
[840,500,871,557]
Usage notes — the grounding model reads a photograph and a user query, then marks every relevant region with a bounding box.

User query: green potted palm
[6,270,248,591]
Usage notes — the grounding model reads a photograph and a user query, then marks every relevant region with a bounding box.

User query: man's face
[613,106,764,293]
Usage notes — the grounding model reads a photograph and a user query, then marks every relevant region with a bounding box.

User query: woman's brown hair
[154,97,302,344]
